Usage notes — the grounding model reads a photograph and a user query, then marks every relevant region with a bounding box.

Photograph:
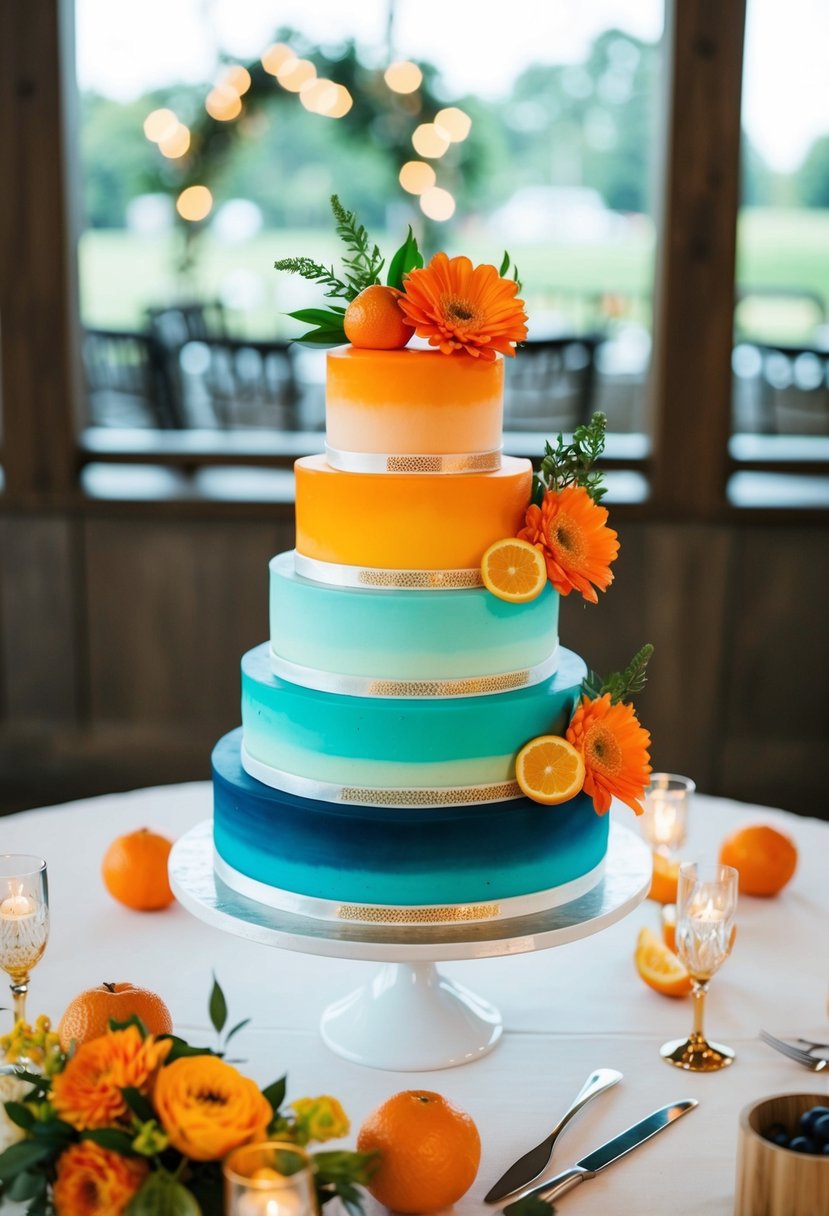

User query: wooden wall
[1,504,826,818]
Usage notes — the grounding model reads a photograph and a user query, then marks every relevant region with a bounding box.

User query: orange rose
[53,1141,147,1216]
[52,1025,171,1130]
[154,1054,273,1161]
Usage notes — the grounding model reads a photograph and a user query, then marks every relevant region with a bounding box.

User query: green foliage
[272,256,350,300]
[262,1075,287,1111]
[582,642,654,704]
[127,1170,202,1216]
[314,1150,379,1215]
[499,249,522,292]
[796,135,829,208]
[531,413,608,506]
[387,226,423,289]
[330,194,385,295]
[208,975,227,1035]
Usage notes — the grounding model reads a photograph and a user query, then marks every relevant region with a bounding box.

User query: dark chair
[732,340,829,435]
[171,336,304,429]
[504,336,600,431]
[81,328,178,428]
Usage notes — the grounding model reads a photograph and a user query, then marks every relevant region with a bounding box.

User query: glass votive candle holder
[223,1142,316,1216]
[641,774,694,855]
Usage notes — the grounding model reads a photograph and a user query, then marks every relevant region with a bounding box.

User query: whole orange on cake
[357,1090,481,1214]
[102,827,174,910]
[57,982,173,1049]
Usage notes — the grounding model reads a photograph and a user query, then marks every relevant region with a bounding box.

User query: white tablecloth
[2,786,827,1215]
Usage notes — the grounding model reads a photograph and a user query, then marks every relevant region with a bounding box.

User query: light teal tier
[241,642,586,789]
[269,551,559,681]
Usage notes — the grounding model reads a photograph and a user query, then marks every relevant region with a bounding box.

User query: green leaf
[274,256,350,299]
[83,1128,140,1156]
[4,1102,35,1130]
[330,194,384,296]
[30,1116,75,1145]
[534,412,608,501]
[313,1149,379,1186]
[223,1017,251,1047]
[159,1035,217,1063]
[0,1141,52,1183]
[296,325,347,346]
[386,226,423,290]
[127,1171,203,1216]
[499,250,511,277]
[108,1014,148,1036]
[121,1086,156,1122]
[287,307,347,326]
[261,1075,287,1112]
[208,975,227,1035]
[6,1170,47,1202]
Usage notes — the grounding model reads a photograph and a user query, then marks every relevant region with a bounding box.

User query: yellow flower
[51,1026,171,1130]
[154,1054,273,1162]
[291,1095,350,1144]
[53,1141,147,1216]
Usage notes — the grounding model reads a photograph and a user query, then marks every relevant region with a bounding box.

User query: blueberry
[789,1136,817,1153]
[800,1105,829,1137]
[813,1113,829,1144]
[763,1122,790,1146]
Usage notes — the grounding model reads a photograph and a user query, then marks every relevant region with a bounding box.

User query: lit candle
[651,797,679,847]
[0,887,35,919]
[235,1190,304,1216]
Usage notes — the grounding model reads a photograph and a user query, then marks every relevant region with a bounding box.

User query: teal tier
[241,641,586,789]
[213,729,608,907]
[269,550,559,680]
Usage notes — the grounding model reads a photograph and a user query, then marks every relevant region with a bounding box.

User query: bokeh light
[176,186,213,222]
[399,160,437,195]
[158,122,191,159]
[326,85,353,118]
[419,186,456,221]
[220,65,252,96]
[434,107,472,142]
[299,78,339,115]
[277,58,316,92]
[261,43,293,76]
[143,108,178,143]
[205,86,243,121]
[411,123,449,158]
[384,61,422,94]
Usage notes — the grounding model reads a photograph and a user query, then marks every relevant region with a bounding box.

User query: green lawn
[79,207,829,343]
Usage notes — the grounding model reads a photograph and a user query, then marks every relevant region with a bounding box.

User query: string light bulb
[158,122,191,158]
[399,160,437,195]
[299,78,339,115]
[219,65,252,96]
[143,108,178,143]
[276,58,316,92]
[384,61,422,94]
[326,85,353,118]
[419,186,455,221]
[261,43,293,76]
[434,107,472,142]
[176,186,213,222]
[411,123,449,158]
[205,86,242,121]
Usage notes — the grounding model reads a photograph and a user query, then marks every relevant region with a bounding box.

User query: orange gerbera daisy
[52,1025,171,1130]
[53,1141,147,1216]
[566,693,652,816]
[398,252,528,360]
[518,484,619,603]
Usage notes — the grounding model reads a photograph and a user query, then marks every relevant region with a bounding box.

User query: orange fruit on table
[102,827,175,910]
[57,982,173,1050]
[481,537,547,603]
[344,284,415,350]
[515,735,585,805]
[647,851,680,904]
[635,927,692,998]
[356,1090,481,1214]
[718,824,797,897]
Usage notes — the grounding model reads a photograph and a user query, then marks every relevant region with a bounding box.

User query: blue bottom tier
[213,729,609,917]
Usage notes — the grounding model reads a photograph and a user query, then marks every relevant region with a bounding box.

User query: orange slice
[647,851,680,904]
[481,538,547,604]
[661,904,676,952]
[635,927,692,998]
[515,735,585,805]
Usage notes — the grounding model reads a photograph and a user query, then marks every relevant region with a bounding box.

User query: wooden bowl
[735,1093,829,1216]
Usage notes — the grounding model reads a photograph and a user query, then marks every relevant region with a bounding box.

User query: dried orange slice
[635,927,692,998]
[481,539,546,604]
[515,735,585,805]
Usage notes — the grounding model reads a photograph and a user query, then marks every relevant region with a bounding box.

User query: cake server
[484,1068,622,1203]
[501,1099,698,1212]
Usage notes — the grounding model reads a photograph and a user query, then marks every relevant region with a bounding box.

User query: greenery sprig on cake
[530,412,608,506]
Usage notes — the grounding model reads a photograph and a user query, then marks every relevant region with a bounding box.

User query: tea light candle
[235,1190,305,1216]
[0,890,35,919]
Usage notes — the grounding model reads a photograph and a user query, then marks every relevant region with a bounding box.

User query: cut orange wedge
[481,538,547,604]
[515,735,585,805]
[648,851,680,904]
[635,927,692,998]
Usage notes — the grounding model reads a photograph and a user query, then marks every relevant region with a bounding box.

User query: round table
[3,786,827,1214]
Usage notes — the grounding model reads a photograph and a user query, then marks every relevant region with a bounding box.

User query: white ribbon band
[325,445,503,475]
[214,850,605,925]
[294,552,483,590]
[269,646,560,699]
[241,745,522,808]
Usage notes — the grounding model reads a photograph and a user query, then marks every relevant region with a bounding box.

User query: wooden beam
[650,0,747,516]
[0,0,79,501]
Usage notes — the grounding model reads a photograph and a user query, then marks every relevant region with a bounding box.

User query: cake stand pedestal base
[320,961,502,1071]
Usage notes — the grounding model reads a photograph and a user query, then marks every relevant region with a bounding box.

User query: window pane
[74,0,663,456]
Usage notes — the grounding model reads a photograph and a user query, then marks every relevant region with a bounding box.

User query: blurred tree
[796,135,829,208]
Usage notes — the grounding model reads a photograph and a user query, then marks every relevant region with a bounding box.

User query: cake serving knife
[485,1068,622,1203]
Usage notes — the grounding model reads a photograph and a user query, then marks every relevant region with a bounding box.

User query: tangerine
[634,927,692,998]
[57,982,173,1050]
[647,852,680,904]
[719,824,797,897]
[481,538,547,604]
[102,828,175,911]
[356,1090,481,1214]
[344,285,415,350]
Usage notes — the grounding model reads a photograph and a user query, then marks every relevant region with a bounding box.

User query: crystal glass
[0,856,49,1030]
[224,1142,316,1216]
[661,861,738,1071]
[641,773,694,856]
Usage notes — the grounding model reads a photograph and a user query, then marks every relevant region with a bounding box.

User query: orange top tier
[295,454,532,570]
[326,347,503,457]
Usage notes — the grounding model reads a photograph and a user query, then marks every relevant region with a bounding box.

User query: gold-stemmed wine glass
[661,861,738,1072]
[0,856,49,1029]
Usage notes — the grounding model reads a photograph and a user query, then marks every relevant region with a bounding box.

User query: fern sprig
[531,412,608,506]
[582,643,654,704]
[330,194,384,298]
[272,256,350,300]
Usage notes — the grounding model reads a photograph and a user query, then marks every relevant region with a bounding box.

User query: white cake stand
[170,819,650,1072]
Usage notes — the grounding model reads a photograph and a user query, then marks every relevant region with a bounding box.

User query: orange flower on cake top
[518,484,619,603]
[51,1025,171,1130]
[566,692,652,816]
[398,252,528,360]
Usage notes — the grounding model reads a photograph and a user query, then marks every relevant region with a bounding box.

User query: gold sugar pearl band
[337,902,501,924]
[294,552,484,590]
[339,782,522,807]
[325,445,502,475]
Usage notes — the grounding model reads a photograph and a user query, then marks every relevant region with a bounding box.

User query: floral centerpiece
[0,982,374,1215]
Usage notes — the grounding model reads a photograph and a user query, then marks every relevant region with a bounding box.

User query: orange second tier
[326,346,503,456]
[295,454,532,570]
